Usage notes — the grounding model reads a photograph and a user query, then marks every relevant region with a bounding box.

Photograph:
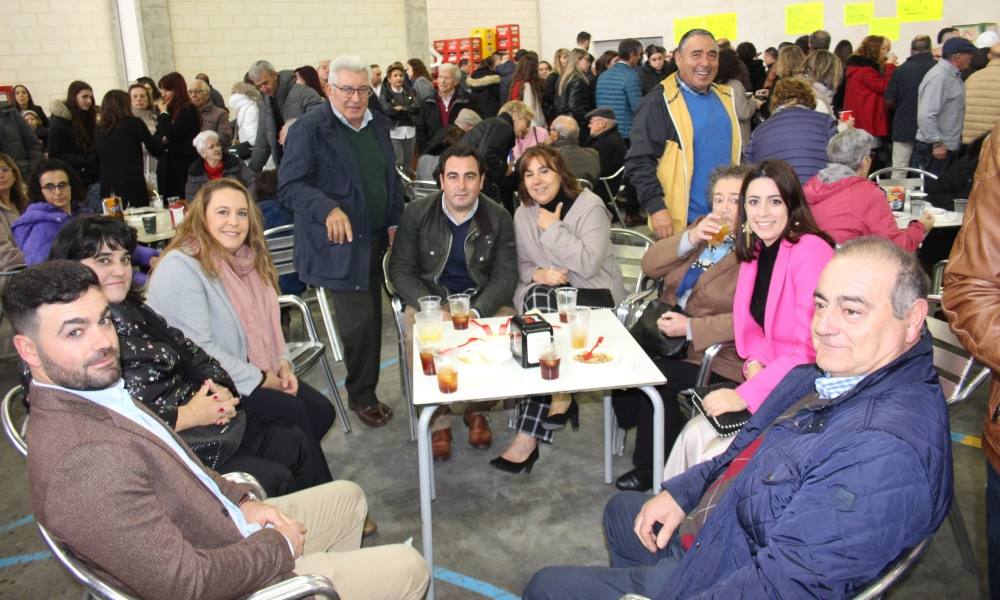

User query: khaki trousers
[403,305,516,432]
[269,481,430,600]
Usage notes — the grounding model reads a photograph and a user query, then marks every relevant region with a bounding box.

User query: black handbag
[628,300,690,359]
[575,287,616,309]
[135,303,246,469]
[684,382,750,437]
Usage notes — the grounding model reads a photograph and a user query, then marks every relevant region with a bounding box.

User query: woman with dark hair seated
[490,145,625,473]
[48,216,331,496]
[611,164,751,492]
[664,160,835,479]
[13,158,87,265]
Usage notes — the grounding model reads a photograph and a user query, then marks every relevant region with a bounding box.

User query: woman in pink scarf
[148,178,337,485]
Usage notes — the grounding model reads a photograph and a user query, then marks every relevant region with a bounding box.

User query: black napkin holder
[510,315,553,368]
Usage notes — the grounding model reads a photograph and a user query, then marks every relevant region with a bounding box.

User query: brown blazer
[26,384,295,600]
[641,228,743,382]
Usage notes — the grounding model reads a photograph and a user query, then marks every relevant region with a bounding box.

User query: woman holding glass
[663,160,835,478]
[490,145,625,474]
[147,178,336,474]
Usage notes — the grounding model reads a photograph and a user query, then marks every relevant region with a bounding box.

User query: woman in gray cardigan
[147,178,336,471]
[491,146,625,474]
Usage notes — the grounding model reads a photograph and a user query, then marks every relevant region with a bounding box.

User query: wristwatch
[238,491,260,506]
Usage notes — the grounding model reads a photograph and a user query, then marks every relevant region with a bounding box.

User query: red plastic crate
[495,24,520,37]
[433,40,446,52]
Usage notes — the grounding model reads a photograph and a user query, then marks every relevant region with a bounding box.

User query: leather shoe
[464,412,492,449]
[432,429,452,461]
[353,402,394,428]
[615,468,653,492]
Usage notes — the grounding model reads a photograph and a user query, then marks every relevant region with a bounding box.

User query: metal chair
[396,164,440,204]
[264,225,351,433]
[926,315,987,576]
[1,384,26,457]
[382,249,417,441]
[598,165,628,226]
[577,178,594,191]
[610,228,655,294]
[867,167,938,193]
[616,536,931,600]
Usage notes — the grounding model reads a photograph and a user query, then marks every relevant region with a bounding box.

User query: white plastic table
[411,309,666,599]
[895,210,963,229]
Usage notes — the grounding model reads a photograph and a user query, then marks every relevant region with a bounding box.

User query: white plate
[924,206,946,215]
[453,338,512,367]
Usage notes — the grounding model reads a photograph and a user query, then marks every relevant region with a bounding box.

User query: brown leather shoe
[352,402,393,428]
[464,412,492,449]
[432,428,452,461]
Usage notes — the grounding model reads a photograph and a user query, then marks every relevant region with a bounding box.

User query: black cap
[942,37,977,57]
[586,107,615,121]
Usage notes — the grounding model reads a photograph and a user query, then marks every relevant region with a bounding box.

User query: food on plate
[573,351,614,364]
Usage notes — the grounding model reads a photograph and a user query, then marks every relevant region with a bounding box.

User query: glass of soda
[539,340,560,380]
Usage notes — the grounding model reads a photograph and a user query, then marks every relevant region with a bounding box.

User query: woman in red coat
[843,36,897,168]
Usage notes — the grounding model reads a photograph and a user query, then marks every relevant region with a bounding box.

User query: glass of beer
[555,287,578,323]
[707,222,730,247]
[568,307,591,349]
[415,310,443,345]
[539,341,560,380]
[447,293,471,330]
[435,355,458,394]
[418,295,442,312]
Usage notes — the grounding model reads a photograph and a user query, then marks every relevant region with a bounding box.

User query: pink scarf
[216,245,286,373]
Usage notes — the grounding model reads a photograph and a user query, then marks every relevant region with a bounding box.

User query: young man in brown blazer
[4,261,429,600]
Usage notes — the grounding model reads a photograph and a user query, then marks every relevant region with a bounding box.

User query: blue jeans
[522,492,685,600]
[988,462,1000,599]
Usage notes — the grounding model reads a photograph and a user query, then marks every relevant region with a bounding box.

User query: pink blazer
[733,234,835,412]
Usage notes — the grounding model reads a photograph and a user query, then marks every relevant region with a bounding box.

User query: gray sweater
[147,250,290,396]
[512,189,626,310]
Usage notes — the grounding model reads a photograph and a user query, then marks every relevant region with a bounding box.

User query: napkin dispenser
[509,315,553,368]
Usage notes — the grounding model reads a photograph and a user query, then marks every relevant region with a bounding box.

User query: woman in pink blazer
[664,160,836,476]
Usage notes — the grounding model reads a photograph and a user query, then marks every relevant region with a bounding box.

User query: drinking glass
[539,341,561,380]
[418,295,442,312]
[417,337,437,376]
[707,222,731,246]
[953,199,967,215]
[415,310,443,344]
[555,287,578,323]
[447,293,471,330]
[435,355,459,394]
[567,307,591,349]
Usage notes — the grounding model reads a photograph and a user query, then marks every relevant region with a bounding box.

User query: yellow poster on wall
[673,13,738,45]
[844,2,874,26]
[897,0,943,22]
[785,2,825,35]
[868,16,902,39]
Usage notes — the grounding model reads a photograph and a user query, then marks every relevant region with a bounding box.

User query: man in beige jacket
[5,261,428,600]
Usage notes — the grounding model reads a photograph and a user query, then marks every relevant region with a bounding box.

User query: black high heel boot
[489,447,540,473]
[542,399,579,431]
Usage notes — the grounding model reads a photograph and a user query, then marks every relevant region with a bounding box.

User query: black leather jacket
[387,192,517,316]
[554,76,594,127]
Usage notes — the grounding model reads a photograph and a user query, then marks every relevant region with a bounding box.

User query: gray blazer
[512,189,626,310]
[147,250,290,396]
[248,70,324,171]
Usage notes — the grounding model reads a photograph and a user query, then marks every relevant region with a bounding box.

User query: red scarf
[204,160,225,181]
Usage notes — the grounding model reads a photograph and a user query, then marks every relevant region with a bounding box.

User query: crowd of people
[2,20,1000,600]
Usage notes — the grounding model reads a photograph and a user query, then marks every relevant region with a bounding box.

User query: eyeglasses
[0,166,12,174]
[189,89,208,95]
[41,182,70,192]
[331,84,371,98]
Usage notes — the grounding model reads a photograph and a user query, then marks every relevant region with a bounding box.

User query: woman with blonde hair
[802,49,844,115]
[543,48,570,122]
[147,178,337,472]
[554,48,594,133]
[459,100,536,201]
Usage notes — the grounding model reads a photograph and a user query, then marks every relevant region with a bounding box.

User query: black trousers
[241,381,335,487]
[221,412,330,496]
[327,231,387,410]
[612,356,728,472]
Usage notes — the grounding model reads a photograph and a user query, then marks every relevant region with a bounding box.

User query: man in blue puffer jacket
[595,39,644,142]
[525,235,953,599]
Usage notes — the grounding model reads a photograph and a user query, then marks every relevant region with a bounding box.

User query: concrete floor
[0,299,989,599]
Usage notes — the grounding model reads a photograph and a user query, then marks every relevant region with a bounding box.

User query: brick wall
[168,0,411,99]
[0,0,123,112]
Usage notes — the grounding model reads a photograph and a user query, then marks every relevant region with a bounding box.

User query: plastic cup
[567,307,591,349]
[415,310,443,344]
[909,199,926,217]
[556,287,578,323]
[418,295,441,312]
[953,199,967,215]
[141,214,157,233]
[708,222,731,246]
[435,356,458,394]
[539,342,561,380]
[839,109,853,122]
[447,293,471,330]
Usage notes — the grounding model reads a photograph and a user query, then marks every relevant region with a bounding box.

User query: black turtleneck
[750,241,780,330]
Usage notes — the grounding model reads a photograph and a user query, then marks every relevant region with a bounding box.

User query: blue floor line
[434,566,520,599]
[0,551,52,569]
[0,514,33,534]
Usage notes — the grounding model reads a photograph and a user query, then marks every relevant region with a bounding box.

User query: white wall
[539,0,997,60]
[426,0,539,58]
[0,0,123,112]
[167,0,410,99]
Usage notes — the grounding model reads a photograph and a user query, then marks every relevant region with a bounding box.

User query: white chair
[610,228,655,295]
[264,225,351,434]
[598,165,628,226]
[382,249,417,441]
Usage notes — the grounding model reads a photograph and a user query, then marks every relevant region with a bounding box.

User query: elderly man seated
[7,261,430,600]
[548,115,600,185]
[189,77,233,148]
[524,236,953,599]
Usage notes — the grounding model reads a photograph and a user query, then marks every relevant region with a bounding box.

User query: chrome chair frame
[599,165,628,226]
[610,228,655,295]
[867,166,939,193]
[382,249,417,441]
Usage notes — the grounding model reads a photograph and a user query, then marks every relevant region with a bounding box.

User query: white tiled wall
[0,0,123,112]
[425,0,540,59]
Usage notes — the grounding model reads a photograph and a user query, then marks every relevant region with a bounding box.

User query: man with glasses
[278,55,403,429]
[189,78,233,148]
[247,59,324,172]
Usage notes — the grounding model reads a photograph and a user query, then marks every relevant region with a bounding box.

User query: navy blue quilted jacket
[660,330,952,599]
[743,106,837,184]
[595,62,642,139]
